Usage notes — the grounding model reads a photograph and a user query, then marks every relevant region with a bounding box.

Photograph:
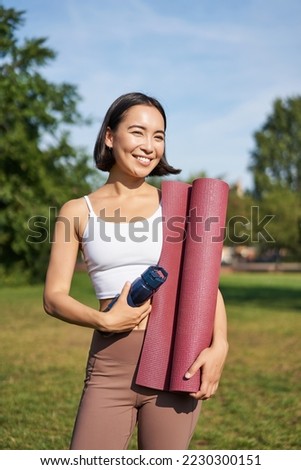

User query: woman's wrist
[211,335,229,353]
[95,311,110,332]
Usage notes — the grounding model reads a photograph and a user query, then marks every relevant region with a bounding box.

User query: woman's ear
[105,127,113,148]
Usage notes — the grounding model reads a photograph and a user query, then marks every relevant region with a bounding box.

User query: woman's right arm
[43,199,151,333]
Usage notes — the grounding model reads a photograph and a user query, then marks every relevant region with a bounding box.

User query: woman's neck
[105,172,147,195]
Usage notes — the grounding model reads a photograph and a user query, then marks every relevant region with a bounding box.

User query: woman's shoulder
[57,197,93,238]
[59,196,88,218]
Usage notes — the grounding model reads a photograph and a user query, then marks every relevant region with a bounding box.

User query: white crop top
[81,195,163,299]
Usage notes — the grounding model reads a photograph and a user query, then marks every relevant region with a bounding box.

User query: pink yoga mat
[169,178,229,392]
[136,178,229,393]
[136,180,191,390]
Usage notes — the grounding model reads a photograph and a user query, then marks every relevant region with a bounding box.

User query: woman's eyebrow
[127,124,165,134]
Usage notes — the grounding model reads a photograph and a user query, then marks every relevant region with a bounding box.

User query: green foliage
[256,187,301,259]
[224,186,254,247]
[248,96,301,259]
[0,6,96,283]
[250,96,301,197]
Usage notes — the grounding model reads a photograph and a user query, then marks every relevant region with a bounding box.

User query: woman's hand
[99,281,152,333]
[185,339,229,400]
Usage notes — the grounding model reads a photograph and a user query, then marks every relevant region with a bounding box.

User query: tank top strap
[83,195,97,217]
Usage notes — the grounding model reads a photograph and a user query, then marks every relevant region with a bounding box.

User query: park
[1,3,300,452]
[0,270,300,449]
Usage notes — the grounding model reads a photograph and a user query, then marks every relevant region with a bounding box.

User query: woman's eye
[154,135,164,142]
[132,130,143,136]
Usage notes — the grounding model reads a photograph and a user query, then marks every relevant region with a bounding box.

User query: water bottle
[104,265,168,311]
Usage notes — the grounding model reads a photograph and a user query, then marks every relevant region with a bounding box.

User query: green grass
[0,271,300,449]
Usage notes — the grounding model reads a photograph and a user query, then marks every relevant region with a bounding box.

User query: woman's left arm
[185,289,229,400]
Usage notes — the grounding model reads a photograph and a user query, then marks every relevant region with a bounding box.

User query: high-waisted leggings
[70,329,202,450]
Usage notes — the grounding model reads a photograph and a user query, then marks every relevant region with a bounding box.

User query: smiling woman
[43,92,229,450]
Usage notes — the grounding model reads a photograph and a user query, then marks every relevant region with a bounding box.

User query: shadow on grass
[220,274,301,313]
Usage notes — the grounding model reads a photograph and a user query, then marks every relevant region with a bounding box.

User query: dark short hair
[93,92,181,176]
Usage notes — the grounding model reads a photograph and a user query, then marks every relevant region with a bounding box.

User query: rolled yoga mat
[136,178,229,393]
[135,180,191,391]
[169,177,229,392]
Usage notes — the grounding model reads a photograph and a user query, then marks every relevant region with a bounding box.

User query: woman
[43,92,229,450]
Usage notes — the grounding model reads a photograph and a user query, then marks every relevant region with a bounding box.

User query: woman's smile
[134,155,153,166]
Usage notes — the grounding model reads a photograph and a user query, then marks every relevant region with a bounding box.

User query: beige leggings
[70,329,201,450]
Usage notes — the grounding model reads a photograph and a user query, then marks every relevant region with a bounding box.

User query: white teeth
[136,156,151,163]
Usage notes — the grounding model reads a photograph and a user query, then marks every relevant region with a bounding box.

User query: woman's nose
[140,136,154,153]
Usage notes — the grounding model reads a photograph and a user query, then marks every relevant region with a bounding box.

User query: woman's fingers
[119,281,132,300]
[102,282,151,333]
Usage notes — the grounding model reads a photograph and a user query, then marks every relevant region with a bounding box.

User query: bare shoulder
[59,197,87,218]
[56,197,90,239]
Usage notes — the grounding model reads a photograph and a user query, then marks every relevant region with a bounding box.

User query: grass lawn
[0,271,300,449]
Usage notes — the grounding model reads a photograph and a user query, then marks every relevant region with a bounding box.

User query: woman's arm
[43,199,151,333]
[185,289,229,400]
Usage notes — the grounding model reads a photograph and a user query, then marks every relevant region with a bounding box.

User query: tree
[224,184,254,248]
[249,96,301,260]
[0,6,96,283]
[249,96,301,197]
[256,187,301,260]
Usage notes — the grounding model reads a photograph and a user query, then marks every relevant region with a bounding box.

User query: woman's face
[105,105,165,178]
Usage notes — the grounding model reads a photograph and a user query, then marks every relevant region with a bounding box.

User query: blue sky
[5,0,301,189]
